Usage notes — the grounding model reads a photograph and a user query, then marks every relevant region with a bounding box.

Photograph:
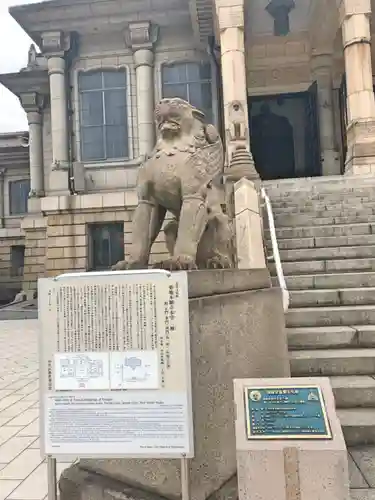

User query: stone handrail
[261,187,290,311]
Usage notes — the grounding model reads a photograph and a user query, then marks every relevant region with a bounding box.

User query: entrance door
[249,90,321,180]
[304,81,322,177]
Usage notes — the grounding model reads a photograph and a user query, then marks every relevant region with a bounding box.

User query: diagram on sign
[110,350,159,390]
[54,352,110,391]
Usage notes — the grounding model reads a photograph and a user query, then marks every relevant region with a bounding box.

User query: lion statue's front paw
[154,255,198,271]
[111,260,128,271]
[111,260,148,271]
[206,254,232,270]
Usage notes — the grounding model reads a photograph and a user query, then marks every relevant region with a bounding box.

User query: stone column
[126,22,158,159]
[19,92,45,204]
[311,53,340,176]
[339,0,375,174]
[215,0,251,163]
[41,31,71,193]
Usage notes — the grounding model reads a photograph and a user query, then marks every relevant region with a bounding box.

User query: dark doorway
[248,84,321,180]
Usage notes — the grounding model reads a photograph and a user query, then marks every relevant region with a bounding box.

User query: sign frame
[244,384,332,440]
[38,269,194,460]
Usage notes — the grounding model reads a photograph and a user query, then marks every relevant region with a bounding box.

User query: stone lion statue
[113,97,233,271]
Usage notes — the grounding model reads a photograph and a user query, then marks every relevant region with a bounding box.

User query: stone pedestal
[59,269,290,500]
[345,120,375,175]
[234,377,350,500]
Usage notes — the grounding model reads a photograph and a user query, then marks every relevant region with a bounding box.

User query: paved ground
[0,320,70,500]
[0,319,375,500]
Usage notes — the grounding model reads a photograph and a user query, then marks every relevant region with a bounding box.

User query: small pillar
[340,0,375,174]
[224,145,260,218]
[234,377,350,500]
[126,22,158,159]
[234,178,266,270]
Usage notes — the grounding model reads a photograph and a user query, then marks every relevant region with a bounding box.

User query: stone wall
[21,217,47,291]
[0,231,26,301]
[21,191,172,289]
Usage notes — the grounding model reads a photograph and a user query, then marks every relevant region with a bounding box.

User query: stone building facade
[0,132,30,300]
[0,0,374,291]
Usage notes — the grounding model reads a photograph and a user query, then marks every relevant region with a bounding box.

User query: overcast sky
[0,0,41,133]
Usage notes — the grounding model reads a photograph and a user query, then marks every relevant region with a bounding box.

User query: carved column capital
[125,21,159,51]
[311,52,333,83]
[339,0,371,24]
[216,4,245,32]
[19,92,45,114]
[40,30,71,57]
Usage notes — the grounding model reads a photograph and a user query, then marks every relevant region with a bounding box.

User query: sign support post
[181,457,191,500]
[47,456,57,500]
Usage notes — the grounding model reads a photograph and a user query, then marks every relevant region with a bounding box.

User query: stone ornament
[124,21,159,50]
[228,100,247,142]
[113,98,233,271]
[266,0,295,36]
[40,30,70,54]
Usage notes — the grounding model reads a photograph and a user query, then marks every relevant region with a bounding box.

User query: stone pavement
[0,320,70,500]
[0,319,374,500]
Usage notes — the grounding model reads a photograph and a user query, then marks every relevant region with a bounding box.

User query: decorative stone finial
[266,0,295,36]
[225,145,260,183]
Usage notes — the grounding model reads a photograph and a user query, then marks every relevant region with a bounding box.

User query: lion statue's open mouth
[159,120,180,132]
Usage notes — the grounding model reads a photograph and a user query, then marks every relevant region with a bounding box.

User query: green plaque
[244,385,332,440]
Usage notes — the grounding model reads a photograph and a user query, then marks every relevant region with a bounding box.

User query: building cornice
[9,0,191,45]
[0,69,49,100]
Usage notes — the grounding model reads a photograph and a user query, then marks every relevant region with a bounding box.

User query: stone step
[269,199,375,211]
[268,234,375,251]
[263,177,375,194]
[338,408,375,446]
[275,245,375,261]
[273,214,375,228]
[263,173,375,191]
[280,272,375,290]
[288,326,375,350]
[351,489,375,500]
[286,305,375,328]
[290,349,375,376]
[270,206,375,217]
[267,222,374,240]
[331,376,375,409]
[290,288,375,308]
[271,258,375,276]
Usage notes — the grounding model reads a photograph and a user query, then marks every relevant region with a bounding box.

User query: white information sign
[38,270,194,459]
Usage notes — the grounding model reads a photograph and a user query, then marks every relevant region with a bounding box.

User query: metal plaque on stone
[244,385,332,440]
[38,270,194,459]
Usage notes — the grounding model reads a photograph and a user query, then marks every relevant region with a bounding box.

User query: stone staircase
[263,175,375,449]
